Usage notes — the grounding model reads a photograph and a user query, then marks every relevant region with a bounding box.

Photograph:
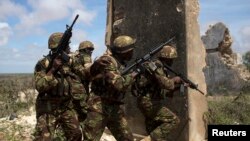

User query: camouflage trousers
[73,99,88,122]
[83,95,134,141]
[34,100,82,141]
[72,99,89,136]
[137,96,180,141]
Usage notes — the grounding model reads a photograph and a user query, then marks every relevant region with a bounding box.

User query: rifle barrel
[164,64,205,95]
[70,14,79,29]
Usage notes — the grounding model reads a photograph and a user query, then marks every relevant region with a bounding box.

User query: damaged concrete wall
[185,0,207,140]
[202,22,250,93]
[106,0,207,140]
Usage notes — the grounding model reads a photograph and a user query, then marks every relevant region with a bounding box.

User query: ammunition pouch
[36,93,72,117]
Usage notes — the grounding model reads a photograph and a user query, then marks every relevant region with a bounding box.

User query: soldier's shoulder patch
[38,57,50,69]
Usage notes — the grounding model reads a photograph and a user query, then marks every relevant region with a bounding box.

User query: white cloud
[0,42,48,72]
[70,44,78,52]
[0,0,27,20]
[0,0,100,73]
[15,0,97,36]
[3,43,47,61]
[72,9,97,26]
[71,29,87,45]
[240,26,250,37]
[0,22,12,46]
[239,25,250,53]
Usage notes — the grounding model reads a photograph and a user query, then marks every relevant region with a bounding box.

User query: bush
[0,74,34,118]
[243,51,250,71]
[206,93,250,125]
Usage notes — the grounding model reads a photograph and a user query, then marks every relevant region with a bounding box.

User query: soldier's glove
[172,76,183,84]
[172,76,190,87]
[48,57,63,74]
[52,57,63,70]
[131,71,139,79]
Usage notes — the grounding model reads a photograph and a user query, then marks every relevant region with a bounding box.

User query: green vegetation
[0,74,34,118]
[243,51,250,71]
[0,73,249,140]
[0,73,68,141]
[206,93,250,125]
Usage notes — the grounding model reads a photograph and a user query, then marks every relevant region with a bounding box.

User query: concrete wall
[202,23,247,93]
[105,0,207,140]
[185,0,207,140]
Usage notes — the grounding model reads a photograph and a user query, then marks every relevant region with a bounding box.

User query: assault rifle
[163,64,205,95]
[121,37,175,75]
[46,14,79,73]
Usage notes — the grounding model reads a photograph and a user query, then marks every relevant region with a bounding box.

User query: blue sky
[0,0,249,73]
[199,0,250,55]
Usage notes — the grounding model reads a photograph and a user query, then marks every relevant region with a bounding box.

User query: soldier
[77,40,94,66]
[34,32,86,141]
[76,40,94,91]
[83,35,137,141]
[133,45,183,141]
[72,41,94,128]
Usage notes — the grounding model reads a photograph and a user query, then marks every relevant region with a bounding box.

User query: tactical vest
[134,59,171,100]
[35,54,86,100]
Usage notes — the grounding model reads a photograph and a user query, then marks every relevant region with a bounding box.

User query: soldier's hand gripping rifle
[46,14,79,73]
[121,37,175,75]
[163,64,205,95]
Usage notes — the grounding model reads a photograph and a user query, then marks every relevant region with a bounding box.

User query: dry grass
[206,92,250,125]
[0,73,34,118]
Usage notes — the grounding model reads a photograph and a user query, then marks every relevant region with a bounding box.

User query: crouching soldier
[133,45,184,141]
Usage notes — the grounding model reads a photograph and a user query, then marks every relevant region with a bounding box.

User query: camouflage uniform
[33,32,85,141]
[83,36,136,141]
[134,46,180,141]
[75,40,94,92]
[72,41,94,125]
[76,40,94,69]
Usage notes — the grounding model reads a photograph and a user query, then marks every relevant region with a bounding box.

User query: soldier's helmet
[112,35,136,53]
[79,41,94,50]
[48,32,63,49]
[159,45,177,59]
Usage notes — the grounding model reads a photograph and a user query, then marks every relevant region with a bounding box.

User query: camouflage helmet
[79,40,94,50]
[48,32,63,49]
[159,45,177,59]
[113,35,136,53]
